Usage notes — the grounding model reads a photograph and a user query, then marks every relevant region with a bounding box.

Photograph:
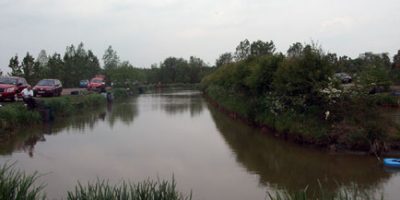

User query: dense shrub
[202,42,400,152]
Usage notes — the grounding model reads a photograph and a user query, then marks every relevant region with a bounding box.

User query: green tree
[287,42,303,58]
[8,55,22,76]
[47,53,64,79]
[160,57,189,83]
[63,43,101,87]
[103,45,120,71]
[21,52,35,83]
[234,39,251,61]
[393,50,400,69]
[215,52,233,67]
[273,45,335,111]
[250,40,275,57]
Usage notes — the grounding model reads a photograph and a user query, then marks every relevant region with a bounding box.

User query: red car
[87,76,106,92]
[33,79,63,97]
[0,76,30,101]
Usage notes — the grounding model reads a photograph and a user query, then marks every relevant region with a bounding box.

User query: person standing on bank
[21,86,35,110]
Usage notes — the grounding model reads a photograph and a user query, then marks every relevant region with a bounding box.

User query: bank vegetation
[202,39,400,154]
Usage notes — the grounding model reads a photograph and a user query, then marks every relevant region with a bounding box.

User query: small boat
[383,158,400,168]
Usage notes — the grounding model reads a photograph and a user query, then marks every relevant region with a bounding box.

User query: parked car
[33,79,63,97]
[0,76,30,101]
[87,75,106,92]
[334,73,352,84]
[79,80,89,88]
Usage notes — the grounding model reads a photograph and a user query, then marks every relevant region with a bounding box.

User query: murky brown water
[1,90,400,199]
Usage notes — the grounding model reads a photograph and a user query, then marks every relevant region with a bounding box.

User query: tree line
[6,43,213,87]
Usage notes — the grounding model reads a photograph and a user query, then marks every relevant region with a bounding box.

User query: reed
[0,163,45,200]
[67,178,192,200]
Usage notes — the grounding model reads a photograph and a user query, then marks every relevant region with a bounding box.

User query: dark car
[0,76,30,101]
[33,79,63,97]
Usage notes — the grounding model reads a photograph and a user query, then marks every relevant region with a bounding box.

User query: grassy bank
[201,44,400,154]
[0,94,106,133]
[0,163,191,200]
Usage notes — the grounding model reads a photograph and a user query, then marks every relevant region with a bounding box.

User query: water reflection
[108,98,139,127]
[146,90,204,117]
[207,102,390,194]
[0,98,139,157]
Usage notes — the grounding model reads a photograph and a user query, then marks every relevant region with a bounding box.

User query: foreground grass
[0,163,386,200]
[0,163,45,200]
[67,179,192,200]
[0,163,191,200]
[267,184,383,200]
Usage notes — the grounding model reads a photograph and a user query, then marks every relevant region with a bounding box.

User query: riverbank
[204,87,400,154]
[0,93,106,133]
[201,45,400,154]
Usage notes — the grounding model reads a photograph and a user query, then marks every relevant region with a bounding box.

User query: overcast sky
[1,0,399,72]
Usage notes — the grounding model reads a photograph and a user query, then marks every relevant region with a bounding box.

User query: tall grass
[0,94,106,132]
[67,178,192,200]
[0,163,45,200]
[267,183,383,200]
[0,104,41,131]
[0,163,191,200]
[41,94,105,116]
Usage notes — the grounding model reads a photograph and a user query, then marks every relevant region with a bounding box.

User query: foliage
[273,45,335,112]
[267,183,382,200]
[8,55,23,77]
[0,104,41,131]
[0,164,190,200]
[0,94,105,132]
[234,39,251,61]
[67,178,191,200]
[234,39,276,61]
[21,52,36,83]
[41,94,105,116]
[7,43,213,88]
[62,43,102,87]
[215,52,233,67]
[106,61,145,87]
[203,40,399,152]
[0,163,45,200]
[103,45,120,71]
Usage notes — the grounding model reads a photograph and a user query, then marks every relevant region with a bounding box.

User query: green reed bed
[267,184,383,200]
[0,104,41,132]
[0,163,45,200]
[67,178,192,200]
[0,163,191,200]
[0,94,106,132]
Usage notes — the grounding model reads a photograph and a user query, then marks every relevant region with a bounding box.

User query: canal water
[1,90,400,199]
